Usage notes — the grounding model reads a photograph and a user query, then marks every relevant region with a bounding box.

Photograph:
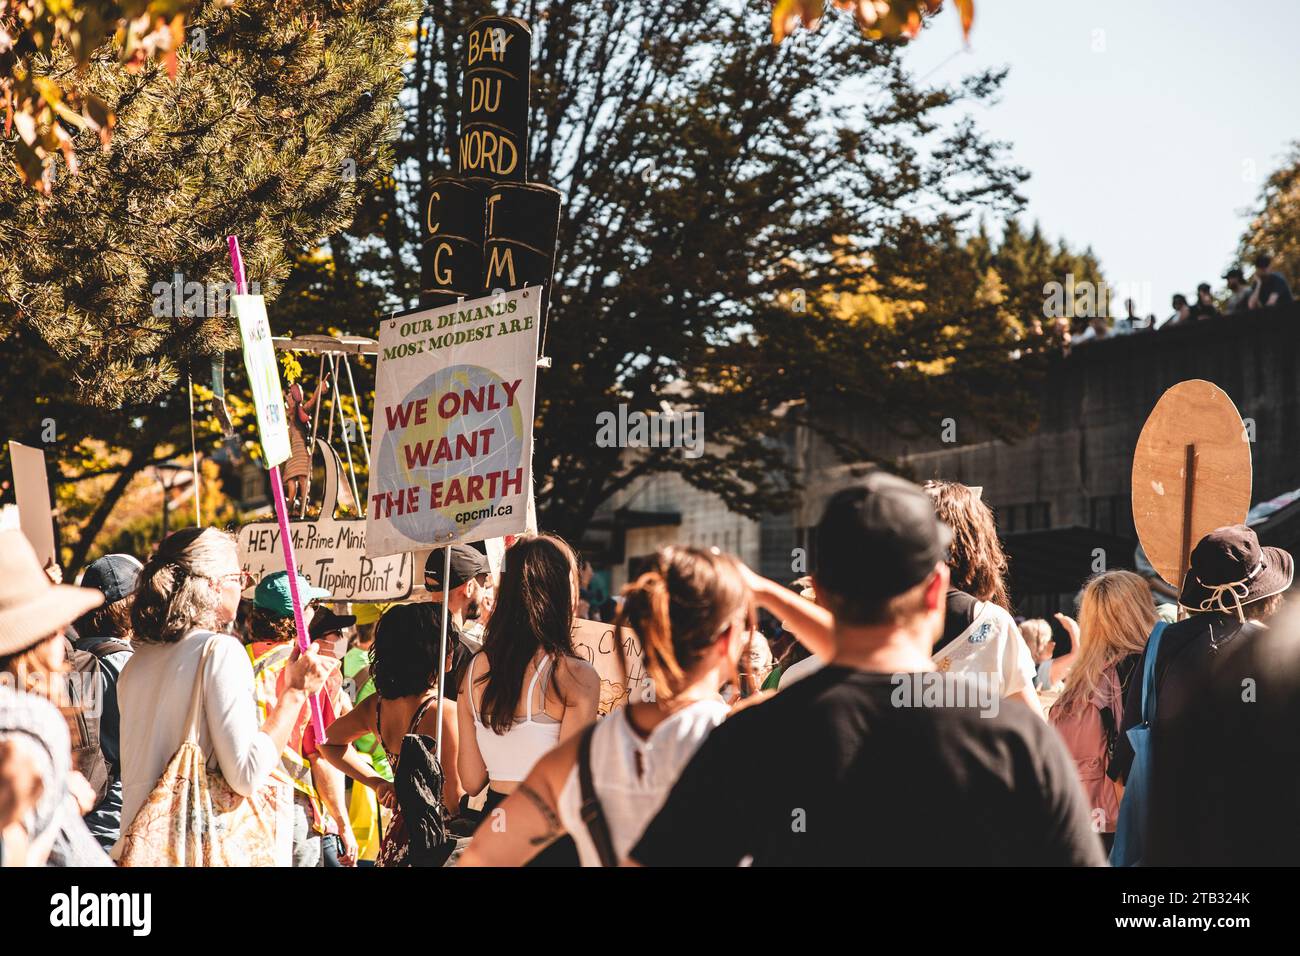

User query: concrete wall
[796,306,1300,541]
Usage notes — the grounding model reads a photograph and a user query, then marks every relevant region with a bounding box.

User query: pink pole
[228,236,326,741]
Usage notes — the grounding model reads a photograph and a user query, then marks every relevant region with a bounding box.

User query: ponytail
[616,547,750,701]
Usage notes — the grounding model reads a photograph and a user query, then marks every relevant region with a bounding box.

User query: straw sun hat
[0,530,104,657]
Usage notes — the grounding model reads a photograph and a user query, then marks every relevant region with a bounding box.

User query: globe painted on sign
[375,364,525,542]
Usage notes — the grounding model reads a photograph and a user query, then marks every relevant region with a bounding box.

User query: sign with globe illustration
[366,287,540,556]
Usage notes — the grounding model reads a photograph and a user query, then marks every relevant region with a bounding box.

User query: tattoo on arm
[517,782,564,847]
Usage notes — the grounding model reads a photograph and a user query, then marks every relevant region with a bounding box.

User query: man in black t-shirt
[629,473,1106,867]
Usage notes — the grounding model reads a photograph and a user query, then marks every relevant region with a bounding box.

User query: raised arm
[739,565,835,661]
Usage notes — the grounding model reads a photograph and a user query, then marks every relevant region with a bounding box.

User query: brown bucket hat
[1178,524,1294,622]
[0,530,104,657]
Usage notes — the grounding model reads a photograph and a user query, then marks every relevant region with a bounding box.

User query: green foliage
[1238,142,1300,279]
[0,0,418,407]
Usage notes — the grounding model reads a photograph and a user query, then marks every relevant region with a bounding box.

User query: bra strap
[526,655,552,722]
[467,652,482,722]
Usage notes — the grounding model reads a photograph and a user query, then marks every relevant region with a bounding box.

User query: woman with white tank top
[459,546,753,867]
[457,534,600,866]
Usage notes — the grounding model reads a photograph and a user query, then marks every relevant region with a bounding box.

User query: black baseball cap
[814,472,952,602]
[424,544,490,592]
[309,606,357,640]
[80,554,143,604]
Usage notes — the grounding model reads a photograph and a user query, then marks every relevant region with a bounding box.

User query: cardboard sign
[8,441,55,567]
[1132,379,1252,587]
[365,288,540,557]
[458,17,530,182]
[234,294,291,468]
[238,439,413,601]
[571,617,648,716]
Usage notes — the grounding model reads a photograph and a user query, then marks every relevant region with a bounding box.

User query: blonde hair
[1018,618,1052,658]
[1054,571,1155,718]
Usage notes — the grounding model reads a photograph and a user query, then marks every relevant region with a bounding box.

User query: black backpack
[392,697,452,867]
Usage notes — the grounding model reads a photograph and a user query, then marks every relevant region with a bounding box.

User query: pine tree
[0,0,419,408]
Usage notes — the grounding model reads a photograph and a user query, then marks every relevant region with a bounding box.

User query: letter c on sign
[426,190,441,236]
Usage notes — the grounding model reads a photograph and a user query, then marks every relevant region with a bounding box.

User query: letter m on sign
[486,246,517,287]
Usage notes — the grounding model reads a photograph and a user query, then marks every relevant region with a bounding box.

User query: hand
[285,641,338,696]
[339,825,358,867]
[43,559,62,585]
[374,779,397,811]
[736,561,768,596]
[1053,612,1081,649]
[66,771,96,816]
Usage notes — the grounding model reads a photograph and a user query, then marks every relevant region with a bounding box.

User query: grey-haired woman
[115,528,336,864]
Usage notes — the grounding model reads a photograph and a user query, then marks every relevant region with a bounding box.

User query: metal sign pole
[435,544,452,763]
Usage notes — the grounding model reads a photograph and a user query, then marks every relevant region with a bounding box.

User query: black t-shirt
[1258,272,1294,307]
[631,665,1106,867]
[1115,612,1300,865]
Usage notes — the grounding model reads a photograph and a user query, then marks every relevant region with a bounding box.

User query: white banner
[233,294,291,469]
[365,288,539,557]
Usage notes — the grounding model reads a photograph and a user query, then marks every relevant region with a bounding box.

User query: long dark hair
[476,534,579,734]
[616,547,751,701]
[923,480,1012,611]
[372,603,445,699]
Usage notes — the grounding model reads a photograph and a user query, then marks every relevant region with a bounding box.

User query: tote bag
[1109,620,1166,867]
[116,638,281,866]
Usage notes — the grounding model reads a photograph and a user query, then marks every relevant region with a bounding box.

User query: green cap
[253,571,331,618]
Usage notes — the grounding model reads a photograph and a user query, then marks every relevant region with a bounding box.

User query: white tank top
[470,653,563,783]
[556,698,730,865]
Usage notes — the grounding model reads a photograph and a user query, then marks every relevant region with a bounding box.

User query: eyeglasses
[215,571,255,590]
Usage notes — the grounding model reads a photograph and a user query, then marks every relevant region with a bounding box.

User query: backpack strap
[1139,621,1168,726]
[86,639,132,659]
[577,723,618,868]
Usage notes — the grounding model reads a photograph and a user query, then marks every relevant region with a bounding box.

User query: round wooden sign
[1132,380,1252,588]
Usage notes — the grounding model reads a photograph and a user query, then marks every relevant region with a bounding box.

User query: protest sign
[1132,379,1252,587]
[233,294,291,469]
[8,441,55,567]
[229,236,325,741]
[365,287,539,557]
[571,617,648,716]
[238,439,413,602]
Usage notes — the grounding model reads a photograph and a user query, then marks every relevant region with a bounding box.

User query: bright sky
[899,0,1300,318]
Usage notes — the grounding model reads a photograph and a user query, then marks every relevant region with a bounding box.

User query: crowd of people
[1068,252,1294,346]
[2,468,1299,866]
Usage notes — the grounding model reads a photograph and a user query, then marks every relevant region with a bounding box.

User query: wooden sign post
[1131,379,1253,592]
